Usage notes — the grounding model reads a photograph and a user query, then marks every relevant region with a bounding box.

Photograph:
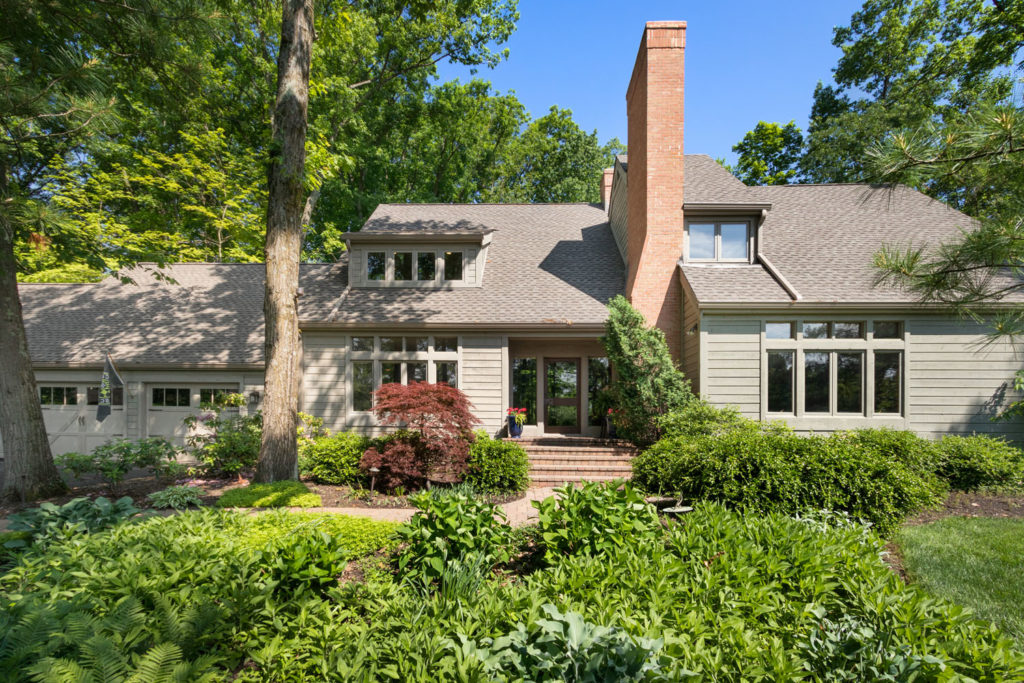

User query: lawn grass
[898,517,1024,645]
[216,479,322,508]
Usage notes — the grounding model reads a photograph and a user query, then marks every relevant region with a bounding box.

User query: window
[434,337,457,352]
[152,388,190,407]
[836,352,864,413]
[379,336,402,352]
[406,336,428,352]
[874,322,902,339]
[417,252,436,281]
[87,386,123,406]
[443,251,463,281]
[767,351,794,413]
[804,352,830,413]
[435,361,458,387]
[512,357,537,425]
[381,362,401,385]
[686,221,749,262]
[349,336,460,412]
[587,357,610,426]
[352,362,373,412]
[765,320,905,418]
[199,388,230,406]
[393,251,412,281]
[40,386,78,406]
[875,352,902,414]
[367,252,386,281]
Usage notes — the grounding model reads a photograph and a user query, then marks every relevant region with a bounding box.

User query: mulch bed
[903,491,1024,526]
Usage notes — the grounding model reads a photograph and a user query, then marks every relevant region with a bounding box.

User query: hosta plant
[148,485,205,510]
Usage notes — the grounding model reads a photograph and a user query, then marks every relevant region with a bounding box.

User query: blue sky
[436,1,865,164]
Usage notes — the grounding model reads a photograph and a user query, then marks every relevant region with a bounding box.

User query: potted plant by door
[604,408,618,439]
[506,407,527,438]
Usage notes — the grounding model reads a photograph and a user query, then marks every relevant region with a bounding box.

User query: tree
[256,0,316,483]
[727,121,803,185]
[600,296,694,447]
[0,0,213,501]
[801,0,1022,189]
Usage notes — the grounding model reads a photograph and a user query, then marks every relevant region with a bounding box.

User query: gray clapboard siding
[301,332,348,433]
[906,316,1024,441]
[681,281,701,394]
[702,315,761,417]
[461,335,505,434]
[607,164,628,264]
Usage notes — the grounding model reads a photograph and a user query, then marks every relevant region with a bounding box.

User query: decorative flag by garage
[96,353,124,422]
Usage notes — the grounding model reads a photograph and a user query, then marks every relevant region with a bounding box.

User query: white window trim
[347,335,461,414]
[442,250,465,282]
[685,220,753,263]
[760,319,908,424]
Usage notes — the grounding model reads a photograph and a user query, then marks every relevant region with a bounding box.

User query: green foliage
[397,492,512,588]
[656,401,777,439]
[898,517,1024,647]
[634,427,943,536]
[215,481,321,509]
[465,431,530,494]
[55,438,179,491]
[452,603,670,682]
[934,435,1024,492]
[726,120,804,185]
[4,496,140,547]
[147,485,205,510]
[532,482,659,562]
[186,408,261,476]
[298,431,368,486]
[600,296,694,446]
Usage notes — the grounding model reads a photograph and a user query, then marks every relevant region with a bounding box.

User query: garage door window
[87,386,123,406]
[152,388,190,407]
[40,386,77,405]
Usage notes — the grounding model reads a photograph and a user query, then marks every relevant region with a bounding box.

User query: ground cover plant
[215,480,321,508]
[54,437,180,492]
[897,517,1024,647]
[2,483,1022,681]
[148,485,205,510]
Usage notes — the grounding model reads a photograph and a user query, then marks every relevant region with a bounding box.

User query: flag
[97,353,124,422]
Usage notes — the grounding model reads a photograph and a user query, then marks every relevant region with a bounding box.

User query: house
[5,20,1023,460]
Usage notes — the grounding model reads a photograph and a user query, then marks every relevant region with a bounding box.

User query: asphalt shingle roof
[682,154,764,206]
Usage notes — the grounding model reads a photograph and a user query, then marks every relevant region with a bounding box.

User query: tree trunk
[0,166,65,501]
[255,0,314,482]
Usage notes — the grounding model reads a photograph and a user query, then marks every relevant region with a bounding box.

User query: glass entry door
[544,358,580,433]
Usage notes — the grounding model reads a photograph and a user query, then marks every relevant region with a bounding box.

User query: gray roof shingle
[682,154,765,206]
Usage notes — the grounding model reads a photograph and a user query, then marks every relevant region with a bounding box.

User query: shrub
[465,432,530,494]
[186,398,261,476]
[633,429,942,535]
[397,492,512,588]
[841,427,940,477]
[4,496,140,547]
[532,481,659,561]
[55,437,179,491]
[600,296,695,446]
[299,431,368,485]
[934,434,1024,491]
[360,382,480,490]
[148,485,205,510]
[215,480,321,508]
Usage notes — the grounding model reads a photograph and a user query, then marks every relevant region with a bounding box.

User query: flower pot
[508,415,523,438]
[604,416,617,439]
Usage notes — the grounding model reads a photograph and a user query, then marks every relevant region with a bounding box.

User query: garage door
[39,384,126,455]
[145,384,239,445]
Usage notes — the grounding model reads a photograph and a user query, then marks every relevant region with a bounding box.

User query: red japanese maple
[359,382,480,490]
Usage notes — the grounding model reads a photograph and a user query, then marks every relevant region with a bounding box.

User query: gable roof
[20,204,625,367]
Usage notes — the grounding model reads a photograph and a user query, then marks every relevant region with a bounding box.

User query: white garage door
[145,384,239,445]
[39,384,126,455]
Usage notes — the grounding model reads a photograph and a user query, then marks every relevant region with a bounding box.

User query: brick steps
[507,436,636,485]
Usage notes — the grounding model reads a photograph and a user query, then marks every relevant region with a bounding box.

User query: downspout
[756,209,801,301]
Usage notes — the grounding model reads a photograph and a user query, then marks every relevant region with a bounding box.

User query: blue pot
[508,415,523,438]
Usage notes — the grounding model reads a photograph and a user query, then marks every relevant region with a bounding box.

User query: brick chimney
[600,167,614,211]
[625,21,686,361]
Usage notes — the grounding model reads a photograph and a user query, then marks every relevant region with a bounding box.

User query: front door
[543,358,580,433]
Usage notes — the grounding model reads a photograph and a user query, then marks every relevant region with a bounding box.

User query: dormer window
[367,252,386,280]
[686,221,751,262]
[417,252,436,281]
[393,252,413,281]
[443,251,463,281]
